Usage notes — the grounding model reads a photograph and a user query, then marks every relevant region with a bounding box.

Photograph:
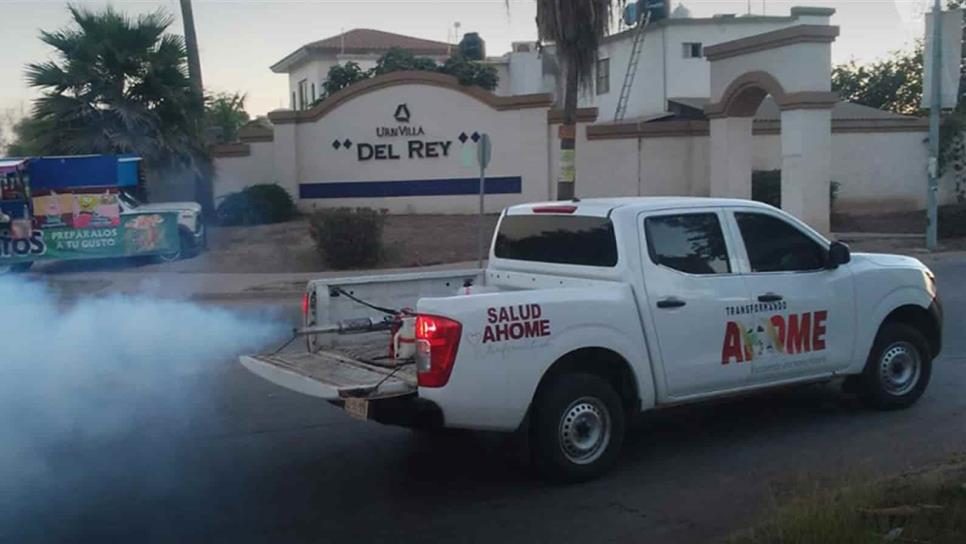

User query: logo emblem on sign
[393,104,411,123]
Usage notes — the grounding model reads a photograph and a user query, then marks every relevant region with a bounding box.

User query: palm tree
[25,5,211,210]
[522,0,624,199]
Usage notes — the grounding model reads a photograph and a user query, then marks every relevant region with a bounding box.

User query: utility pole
[180,0,204,101]
[927,0,942,250]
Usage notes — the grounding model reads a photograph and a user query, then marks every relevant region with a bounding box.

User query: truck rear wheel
[859,322,932,410]
[530,373,625,483]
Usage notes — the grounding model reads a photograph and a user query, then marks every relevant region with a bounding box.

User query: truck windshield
[494,214,618,267]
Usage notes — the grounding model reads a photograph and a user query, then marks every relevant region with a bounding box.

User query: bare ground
[32,208,966,275]
[35,214,501,274]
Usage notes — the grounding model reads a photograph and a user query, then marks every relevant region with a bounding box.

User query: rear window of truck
[494,214,618,266]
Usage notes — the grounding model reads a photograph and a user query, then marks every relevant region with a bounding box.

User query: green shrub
[216,184,296,226]
[308,207,385,269]
[751,170,841,210]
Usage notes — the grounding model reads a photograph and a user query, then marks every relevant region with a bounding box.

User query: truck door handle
[657,297,686,309]
[757,293,784,302]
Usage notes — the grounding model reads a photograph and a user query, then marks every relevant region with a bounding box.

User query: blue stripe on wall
[299,176,522,199]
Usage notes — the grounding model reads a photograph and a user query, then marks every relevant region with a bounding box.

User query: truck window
[645,213,730,275]
[735,212,826,272]
[494,215,618,266]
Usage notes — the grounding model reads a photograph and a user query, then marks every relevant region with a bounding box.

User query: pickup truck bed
[240,331,416,401]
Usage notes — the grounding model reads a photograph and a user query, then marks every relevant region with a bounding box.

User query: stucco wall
[568,129,955,213]
[754,131,958,212]
[213,141,276,199]
[290,83,551,214]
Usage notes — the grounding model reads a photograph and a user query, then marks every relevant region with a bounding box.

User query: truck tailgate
[239,351,416,401]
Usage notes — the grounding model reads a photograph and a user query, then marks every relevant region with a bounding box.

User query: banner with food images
[0,211,179,263]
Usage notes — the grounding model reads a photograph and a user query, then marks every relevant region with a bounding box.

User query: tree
[179,0,204,99]
[440,54,498,91]
[524,0,625,200]
[313,50,498,105]
[322,61,369,98]
[5,116,54,157]
[205,92,249,144]
[370,47,440,77]
[832,44,924,115]
[24,5,211,210]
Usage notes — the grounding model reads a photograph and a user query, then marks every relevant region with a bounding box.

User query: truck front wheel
[859,322,932,410]
[531,373,625,482]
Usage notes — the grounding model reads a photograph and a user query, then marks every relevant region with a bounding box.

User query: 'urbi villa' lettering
[376,125,426,138]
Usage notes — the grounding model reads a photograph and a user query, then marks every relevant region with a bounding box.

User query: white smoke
[0,275,289,532]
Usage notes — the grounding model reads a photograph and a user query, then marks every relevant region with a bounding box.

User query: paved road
[3,260,965,544]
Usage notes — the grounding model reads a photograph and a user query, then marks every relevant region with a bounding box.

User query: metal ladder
[614,10,653,122]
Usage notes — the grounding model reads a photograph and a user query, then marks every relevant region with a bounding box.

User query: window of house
[298,79,308,110]
[596,58,610,95]
[645,213,731,275]
[682,42,703,58]
[734,212,827,272]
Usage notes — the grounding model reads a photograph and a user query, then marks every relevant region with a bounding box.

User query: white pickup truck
[241,197,942,481]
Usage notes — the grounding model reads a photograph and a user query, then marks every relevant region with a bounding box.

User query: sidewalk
[30,261,482,301]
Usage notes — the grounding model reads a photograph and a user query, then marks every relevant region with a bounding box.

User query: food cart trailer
[0,155,180,273]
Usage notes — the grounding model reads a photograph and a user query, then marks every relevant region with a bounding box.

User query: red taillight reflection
[302,293,310,316]
[414,314,462,388]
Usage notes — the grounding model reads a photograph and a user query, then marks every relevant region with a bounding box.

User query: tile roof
[272,28,453,72]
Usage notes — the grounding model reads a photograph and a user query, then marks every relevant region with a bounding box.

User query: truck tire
[530,373,625,483]
[156,228,195,262]
[858,322,932,410]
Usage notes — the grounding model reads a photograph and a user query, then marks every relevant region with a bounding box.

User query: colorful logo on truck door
[483,304,551,343]
[721,310,828,365]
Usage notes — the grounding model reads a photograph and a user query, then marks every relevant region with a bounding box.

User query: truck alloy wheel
[531,373,625,482]
[860,322,932,410]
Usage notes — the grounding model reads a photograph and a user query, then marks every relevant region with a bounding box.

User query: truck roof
[506,197,774,217]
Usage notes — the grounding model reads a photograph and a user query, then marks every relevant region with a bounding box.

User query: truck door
[724,208,855,384]
[638,209,755,399]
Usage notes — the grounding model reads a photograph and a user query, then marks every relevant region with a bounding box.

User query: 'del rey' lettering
[721,310,828,364]
[482,304,551,343]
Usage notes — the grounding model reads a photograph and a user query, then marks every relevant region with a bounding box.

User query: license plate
[344,397,369,420]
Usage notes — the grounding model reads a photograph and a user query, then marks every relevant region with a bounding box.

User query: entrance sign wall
[233,71,556,214]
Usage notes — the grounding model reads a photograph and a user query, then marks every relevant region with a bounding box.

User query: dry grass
[731,460,966,544]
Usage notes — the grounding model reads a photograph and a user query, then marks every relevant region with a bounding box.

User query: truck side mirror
[827,241,851,268]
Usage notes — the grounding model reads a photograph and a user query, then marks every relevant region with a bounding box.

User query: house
[271,28,454,110]
[211,5,950,230]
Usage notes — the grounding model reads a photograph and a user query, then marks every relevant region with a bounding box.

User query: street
[2,258,965,544]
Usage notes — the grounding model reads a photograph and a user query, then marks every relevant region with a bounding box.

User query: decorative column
[709,116,754,199]
[780,108,832,235]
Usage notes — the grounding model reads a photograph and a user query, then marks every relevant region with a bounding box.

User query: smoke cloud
[0,275,289,539]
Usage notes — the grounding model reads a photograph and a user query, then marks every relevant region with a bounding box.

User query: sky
[0,0,938,119]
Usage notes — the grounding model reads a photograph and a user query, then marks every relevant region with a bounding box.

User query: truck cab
[240,198,942,481]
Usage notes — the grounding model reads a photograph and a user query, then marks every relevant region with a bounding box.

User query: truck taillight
[302,292,310,317]
[415,315,462,388]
